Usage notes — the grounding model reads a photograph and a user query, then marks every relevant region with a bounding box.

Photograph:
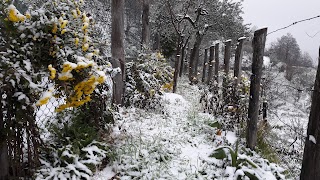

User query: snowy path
[93,78,285,180]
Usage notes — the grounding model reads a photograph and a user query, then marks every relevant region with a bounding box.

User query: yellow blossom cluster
[48,65,56,79]
[162,82,173,91]
[31,0,108,112]
[56,73,106,112]
[36,87,54,106]
[7,5,26,22]
[57,60,94,81]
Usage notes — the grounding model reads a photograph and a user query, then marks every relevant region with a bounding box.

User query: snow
[92,167,115,180]
[256,26,268,31]
[309,135,316,144]
[238,37,246,40]
[225,131,237,144]
[94,77,284,179]
[263,56,271,68]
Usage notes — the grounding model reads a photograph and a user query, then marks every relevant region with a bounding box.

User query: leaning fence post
[247,28,267,150]
[214,43,220,84]
[207,45,215,85]
[202,49,208,83]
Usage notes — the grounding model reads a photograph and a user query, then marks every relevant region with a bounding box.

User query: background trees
[268,33,314,80]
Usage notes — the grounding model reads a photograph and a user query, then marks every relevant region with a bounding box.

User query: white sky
[241,0,320,63]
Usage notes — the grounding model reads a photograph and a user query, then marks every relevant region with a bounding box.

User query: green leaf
[210,148,227,160]
[208,121,222,129]
[244,171,259,180]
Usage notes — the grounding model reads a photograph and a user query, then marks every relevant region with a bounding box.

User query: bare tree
[111,0,125,105]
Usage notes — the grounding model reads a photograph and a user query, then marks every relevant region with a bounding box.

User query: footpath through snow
[93,78,286,179]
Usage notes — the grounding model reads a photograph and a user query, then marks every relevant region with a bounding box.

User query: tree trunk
[300,47,320,180]
[247,28,267,150]
[154,32,160,51]
[173,36,182,93]
[202,48,208,83]
[179,44,186,77]
[214,43,220,83]
[141,0,150,49]
[189,32,203,83]
[207,45,215,85]
[111,0,125,105]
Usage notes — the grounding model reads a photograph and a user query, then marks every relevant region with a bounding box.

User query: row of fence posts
[178,28,268,150]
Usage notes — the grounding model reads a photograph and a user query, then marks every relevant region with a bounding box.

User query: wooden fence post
[224,40,231,75]
[207,45,215,85]
[247,28,267,150]
[214,43,220,83]
[202,49,208,83]
[234,37,246,86]
[223,40,231,98]
[300,47,320,179]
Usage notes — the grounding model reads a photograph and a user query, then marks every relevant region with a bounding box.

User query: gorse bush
[1,0,114,178]
[124,52,174,111]
[1,0,112,111]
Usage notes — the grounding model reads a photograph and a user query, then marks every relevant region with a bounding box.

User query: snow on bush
[1,0,114,178]
[124,52,174,111]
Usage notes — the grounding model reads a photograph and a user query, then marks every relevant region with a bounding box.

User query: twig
[306,31,320,38]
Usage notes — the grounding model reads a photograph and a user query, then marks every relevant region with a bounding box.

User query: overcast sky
[241,0,320,63]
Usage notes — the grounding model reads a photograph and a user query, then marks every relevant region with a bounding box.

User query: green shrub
[124,52,174,111]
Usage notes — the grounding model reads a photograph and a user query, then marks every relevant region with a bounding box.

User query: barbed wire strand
[268,15,320,36]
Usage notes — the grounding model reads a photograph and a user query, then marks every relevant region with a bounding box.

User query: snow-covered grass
[93,77,286,179]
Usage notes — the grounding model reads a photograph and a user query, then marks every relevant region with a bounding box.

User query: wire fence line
[267,14,320,35]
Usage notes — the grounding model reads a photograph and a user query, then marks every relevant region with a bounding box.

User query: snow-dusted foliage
[36,108,112,179]
[200,73,250,131]
[124,52,174,111]
[1,0,114,178]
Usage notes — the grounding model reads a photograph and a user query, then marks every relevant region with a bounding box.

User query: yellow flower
[97,75,106,84]
[52,23,58,34]
[93,49,100,55]
[36,88,54,106]
[82,22,89,31]
[25,12,31,19]
[7,5,25,22]
[48,64,56,79]
[71,10,78,18]
[83,35,88,43]
[82,13,89,23]
[149,89,156,97]
[76,8,81,15]
[61,29,67,34]
[82,43,89,52]
[75,37,79,46]
[60,20,68,29]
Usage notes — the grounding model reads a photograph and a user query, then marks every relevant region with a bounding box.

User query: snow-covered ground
[93,77,286,180]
